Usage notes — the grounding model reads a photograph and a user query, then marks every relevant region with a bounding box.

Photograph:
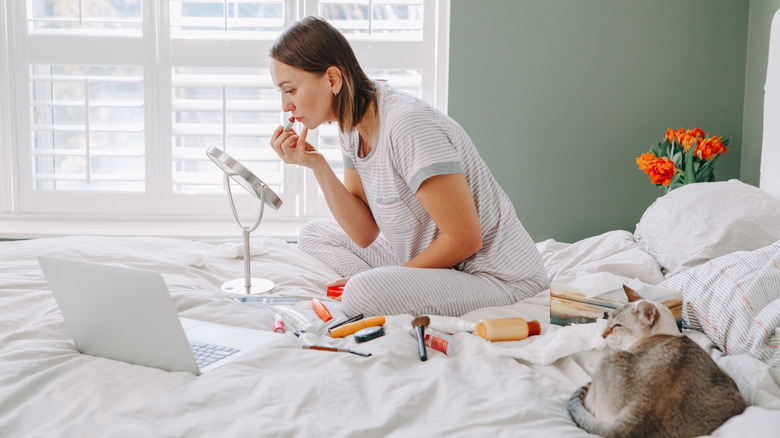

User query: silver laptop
[38,256,282,375]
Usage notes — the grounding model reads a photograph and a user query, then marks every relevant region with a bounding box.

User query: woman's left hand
[326,277,350,302]
[269,126,325,170]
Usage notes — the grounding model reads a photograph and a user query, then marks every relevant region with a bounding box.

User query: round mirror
[206,145,282,210]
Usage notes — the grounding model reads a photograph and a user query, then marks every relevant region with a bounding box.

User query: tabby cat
[567,296,746,438]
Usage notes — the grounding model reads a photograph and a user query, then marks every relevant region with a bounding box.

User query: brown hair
[270,16,375,133]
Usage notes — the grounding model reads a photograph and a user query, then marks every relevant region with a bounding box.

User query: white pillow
[634,180,780,277]
[661,240,780,366]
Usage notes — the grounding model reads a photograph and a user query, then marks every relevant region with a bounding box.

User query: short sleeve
[339,130,357,170]
[389,111,463,193]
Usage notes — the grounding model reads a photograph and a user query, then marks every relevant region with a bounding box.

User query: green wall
[449,0,751,243]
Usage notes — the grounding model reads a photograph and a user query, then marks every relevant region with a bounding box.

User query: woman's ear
[325,66,342,95]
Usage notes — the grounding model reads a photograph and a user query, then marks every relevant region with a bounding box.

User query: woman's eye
[285,89,295,94]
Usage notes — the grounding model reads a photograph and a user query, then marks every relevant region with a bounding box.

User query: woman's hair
[270,16,375,133]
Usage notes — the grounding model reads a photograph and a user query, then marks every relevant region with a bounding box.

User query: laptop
[38,256,282,375]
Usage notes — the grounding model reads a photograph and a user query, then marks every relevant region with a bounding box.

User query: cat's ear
[637,301,658,326]
[623,285,644,302]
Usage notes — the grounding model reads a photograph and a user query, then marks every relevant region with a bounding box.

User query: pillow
[634,180,780,277]
[661,239,780,366]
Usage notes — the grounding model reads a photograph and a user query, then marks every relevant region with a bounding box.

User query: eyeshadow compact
[354,326,385,343]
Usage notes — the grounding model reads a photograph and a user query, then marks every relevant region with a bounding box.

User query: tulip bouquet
[636,127,730,193]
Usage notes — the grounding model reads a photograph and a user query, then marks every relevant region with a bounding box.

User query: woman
[269,17,548,317]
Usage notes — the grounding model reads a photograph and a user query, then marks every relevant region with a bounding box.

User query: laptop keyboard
[190,342,240,368]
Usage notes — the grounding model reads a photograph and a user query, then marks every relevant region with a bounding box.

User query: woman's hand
[270,122,379,249]
[269,125,324,170]
[326,277,350,302]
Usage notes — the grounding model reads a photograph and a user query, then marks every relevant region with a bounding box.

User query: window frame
[0,0,12,214]
[0,0,450,224]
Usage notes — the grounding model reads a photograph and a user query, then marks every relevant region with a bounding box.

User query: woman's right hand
[326,277,350,302]
[269,125,324,169]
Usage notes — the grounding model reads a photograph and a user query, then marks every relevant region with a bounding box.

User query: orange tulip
[665,127,685,143]
[695,136,729,160]
[646,157,676,186]
[686,128,705,138]
[636,152,657,171]
[640,128,728,188]
[679,133,698,152]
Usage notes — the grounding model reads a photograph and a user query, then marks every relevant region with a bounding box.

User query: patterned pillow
[662,240,780,366]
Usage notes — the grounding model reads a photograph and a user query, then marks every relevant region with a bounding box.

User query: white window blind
[1,0,449,220]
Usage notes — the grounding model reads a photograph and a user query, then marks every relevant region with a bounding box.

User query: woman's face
[270,59,336,130]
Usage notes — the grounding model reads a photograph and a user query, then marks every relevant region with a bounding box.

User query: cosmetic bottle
[270,305,326,335]
[473,317,541,342]
[426,315,476,334]
[406,327,456,356]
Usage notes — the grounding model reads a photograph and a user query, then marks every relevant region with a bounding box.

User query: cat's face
[602,300,680,350]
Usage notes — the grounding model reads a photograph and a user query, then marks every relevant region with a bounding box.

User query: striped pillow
[661,240,780,366]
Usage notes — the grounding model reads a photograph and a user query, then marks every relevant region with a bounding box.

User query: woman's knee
[297,219,341,251]
[341,270,390,317]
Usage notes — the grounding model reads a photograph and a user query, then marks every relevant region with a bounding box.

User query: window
[0,0,449,221]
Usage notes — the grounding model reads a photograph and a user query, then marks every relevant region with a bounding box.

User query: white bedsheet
[0,234,778,437]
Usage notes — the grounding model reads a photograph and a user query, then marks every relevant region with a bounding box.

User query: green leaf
[672,151,683,168]
[684,145,695,184]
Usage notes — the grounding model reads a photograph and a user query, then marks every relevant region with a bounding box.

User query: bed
[3,12,780,438]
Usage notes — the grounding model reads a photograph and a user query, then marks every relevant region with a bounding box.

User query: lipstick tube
[273,313,285,334]
[283,117,295,132]
[326,285,344,298]
[311,298,333,322]
[329,315,385,338]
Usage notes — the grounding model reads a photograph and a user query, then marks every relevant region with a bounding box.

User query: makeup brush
[411,316,429,361]
[302,345,371,357]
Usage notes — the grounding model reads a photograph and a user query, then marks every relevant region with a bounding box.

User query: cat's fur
[567,295,746,438]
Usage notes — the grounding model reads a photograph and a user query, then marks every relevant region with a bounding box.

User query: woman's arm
[404,173,483,269]
[312,166,379,248]
[270,126,379,248]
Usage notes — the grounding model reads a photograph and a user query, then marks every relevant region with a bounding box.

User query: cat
[567,296,746,438]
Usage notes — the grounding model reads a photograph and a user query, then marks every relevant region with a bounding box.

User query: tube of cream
[426,315,476,334]
[270,305,317,333]
[405,326,455,356]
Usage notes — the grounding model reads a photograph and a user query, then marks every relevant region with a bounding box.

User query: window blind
[2,0,448,219]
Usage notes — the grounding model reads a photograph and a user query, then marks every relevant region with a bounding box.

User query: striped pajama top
[340,81,544,283]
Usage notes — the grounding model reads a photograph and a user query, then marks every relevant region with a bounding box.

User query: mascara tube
[327,314,364,334]
[330,315,385,338]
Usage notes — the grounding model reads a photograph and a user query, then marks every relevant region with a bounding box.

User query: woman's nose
[281,96,295,113]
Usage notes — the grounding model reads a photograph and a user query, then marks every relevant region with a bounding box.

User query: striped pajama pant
[298,219,549,317]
